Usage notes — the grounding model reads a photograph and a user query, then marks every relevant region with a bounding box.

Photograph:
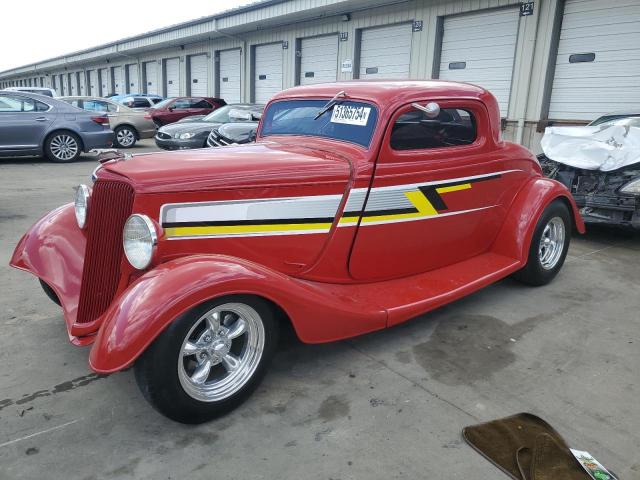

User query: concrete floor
[0,139,638,480]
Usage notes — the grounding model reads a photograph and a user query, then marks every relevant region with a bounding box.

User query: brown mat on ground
[463,413,592,480]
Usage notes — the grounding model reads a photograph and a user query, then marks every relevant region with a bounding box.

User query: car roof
[272,80,489,104]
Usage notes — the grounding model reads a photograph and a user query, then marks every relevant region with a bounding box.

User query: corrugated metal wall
[2,0,604,152]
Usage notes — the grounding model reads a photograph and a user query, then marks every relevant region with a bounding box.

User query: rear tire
[512,200,571,286]
[39,279,61,306]
[134,295,278,423]
[114,125,137,148]
[44,131,82,163]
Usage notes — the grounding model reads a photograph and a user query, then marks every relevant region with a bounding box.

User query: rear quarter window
[390,107,477,150]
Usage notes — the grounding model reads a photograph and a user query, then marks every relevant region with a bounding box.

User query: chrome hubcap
[538,217,565,270]
[117,129,135,147]
[178,303,264,402]
[50,135,78,160]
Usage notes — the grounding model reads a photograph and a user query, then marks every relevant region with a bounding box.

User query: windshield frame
[258,97,380,149]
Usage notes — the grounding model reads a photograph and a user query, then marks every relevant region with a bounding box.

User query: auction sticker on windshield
[331,105,371,126]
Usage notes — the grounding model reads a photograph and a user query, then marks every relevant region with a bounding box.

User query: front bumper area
[154,135,206,150]
[10,203,93,345]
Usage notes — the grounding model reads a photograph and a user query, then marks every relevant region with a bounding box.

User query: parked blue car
[0,91,114,162]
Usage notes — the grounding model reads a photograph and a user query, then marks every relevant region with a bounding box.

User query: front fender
[89,255,386,373]
[492,177,585,261]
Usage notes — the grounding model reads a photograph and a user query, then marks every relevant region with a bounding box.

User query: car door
[348,99,529,281]
[166,98,192,123]
[0,93,54,154]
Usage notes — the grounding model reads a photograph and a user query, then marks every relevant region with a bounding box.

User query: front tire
[512,200,571,286]
[45,131,82,163]
[134,295,278,423]
[114,125,137,148]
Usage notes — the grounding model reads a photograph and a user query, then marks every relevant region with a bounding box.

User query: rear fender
[89,255,386,373]
[492,177,585,261]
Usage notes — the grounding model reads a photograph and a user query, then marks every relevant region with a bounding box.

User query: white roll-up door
[359,24,412,79]
[300,35,339,85]
[165,58,180,97]
[99,68,108,96]
[69,73,77,95]
[254,43,283,103]
[189,54,209,96]
[219,49,241,104]
[112,66,123,94]
[89,70,98,96]
[438,8,519,117]
[127,64,139,93]
[549,0,640,121]
[78,72,86,95]
[144,61,158,95]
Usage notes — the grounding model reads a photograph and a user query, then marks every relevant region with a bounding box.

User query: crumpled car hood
[541,124,640,172]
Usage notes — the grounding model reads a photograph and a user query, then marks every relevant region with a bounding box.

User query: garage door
[219,49,241,104]
[69,73,78,95]
[112,66,124,94]
[78,72,86,95]
[438,8,519,117]
[144,61,158,95]
[165,58,180,97]
[254,43,283,103]
[127,64,139,93]
[189,54,208,97]
[359,24,412,79]
[300,35,339,85]
[549,0,640,121]
[87,70,97,96]
[99,68,108,96]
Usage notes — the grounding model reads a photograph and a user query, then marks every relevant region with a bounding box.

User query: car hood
[100,141,353,193]
[159,122,222,135]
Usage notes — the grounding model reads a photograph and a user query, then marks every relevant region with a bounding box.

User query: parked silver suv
[0,91,114,162]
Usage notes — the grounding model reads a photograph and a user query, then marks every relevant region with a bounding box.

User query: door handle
[35,117,48,122]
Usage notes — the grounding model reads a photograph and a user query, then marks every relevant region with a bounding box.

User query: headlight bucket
[74,184,91,229]
[620,178,640,195]
[123,214,158,270]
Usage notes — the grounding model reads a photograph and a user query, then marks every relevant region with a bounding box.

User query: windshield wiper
[314,91,347,120]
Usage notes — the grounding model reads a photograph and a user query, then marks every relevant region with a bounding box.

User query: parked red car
[11,81,584,423]
[146,96,226,127]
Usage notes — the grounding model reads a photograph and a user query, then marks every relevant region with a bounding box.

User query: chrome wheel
[178,303,265,402]
[49,134,78,161]
[538,217,565,270]
[116,128,135,147]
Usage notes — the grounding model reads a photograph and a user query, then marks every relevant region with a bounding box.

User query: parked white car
[3,86,57,97]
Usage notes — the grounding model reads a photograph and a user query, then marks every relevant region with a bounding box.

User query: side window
[173,99,190,109]
[83,100,109,112]
[191,99,212,109]
[390,107,477,151]
[0,95,35,113]
[151,97,163,105]
[132,97,150,108]
[35,101,49,112]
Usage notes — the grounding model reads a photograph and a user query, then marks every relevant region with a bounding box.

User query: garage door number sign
[331,105,371,126]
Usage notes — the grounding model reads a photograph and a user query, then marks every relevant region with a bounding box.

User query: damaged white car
[538,114,640,228]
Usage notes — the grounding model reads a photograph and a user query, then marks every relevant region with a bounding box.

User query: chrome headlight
[177,132,195,139]
[620,178,640,195]
[123,214,158,270]
[74,184,90,229]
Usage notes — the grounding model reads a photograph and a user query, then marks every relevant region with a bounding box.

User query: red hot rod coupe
[11,81,584,423]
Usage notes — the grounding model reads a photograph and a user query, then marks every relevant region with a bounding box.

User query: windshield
[203,104,263,123]
[589,115,640,127]
[151,98,175,109]
[261,99,378,148]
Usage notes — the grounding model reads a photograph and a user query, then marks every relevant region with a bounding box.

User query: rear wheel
[114,125,137,148]
[45,131,81,163]
[134,295,278,423]
[512,200,571,286]
[39,279,61,306]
